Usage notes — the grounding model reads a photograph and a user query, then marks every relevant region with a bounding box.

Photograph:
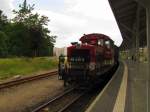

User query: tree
[0,31,8,57]
[12,0,56,57]
[0,10,9,57]
[0,10,8,30]
[0,1,56,57]
[7,23,31,56]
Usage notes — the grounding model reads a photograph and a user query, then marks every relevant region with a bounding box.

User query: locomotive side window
[105,40,110,48]
[98,39,104,46]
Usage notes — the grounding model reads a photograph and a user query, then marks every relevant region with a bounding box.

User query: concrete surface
[125,60,148,112]
[86,62,125,112]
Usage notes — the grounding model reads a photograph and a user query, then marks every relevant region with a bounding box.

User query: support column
[130,40,136,60]
[147,5,150,77]
[135,6,140,62]
[146,6,150,112]
[130,26,136,61]
[135,31,139,61]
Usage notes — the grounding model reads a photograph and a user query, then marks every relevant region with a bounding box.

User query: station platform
[86,60,149,112]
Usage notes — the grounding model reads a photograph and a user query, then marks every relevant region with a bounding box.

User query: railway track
[0,71,58,89]
[32,87,86,112]
[32,64,119,112]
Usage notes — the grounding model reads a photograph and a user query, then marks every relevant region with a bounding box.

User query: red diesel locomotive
[58,33,118,86]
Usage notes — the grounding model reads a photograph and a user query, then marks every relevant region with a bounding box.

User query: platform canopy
[108,0,147,50]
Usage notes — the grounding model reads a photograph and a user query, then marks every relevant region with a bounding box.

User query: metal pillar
[131,41,137,61]
[146,6,150,112]
[147,5,150,76]
[135,6,140,62]
[135,29,139,61]
[137,1,150,111]
[131,25,136,61]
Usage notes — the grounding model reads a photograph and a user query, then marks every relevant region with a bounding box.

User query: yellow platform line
[113,62,128,112]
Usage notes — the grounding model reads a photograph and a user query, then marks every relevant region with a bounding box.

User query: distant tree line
[0,0,56,58]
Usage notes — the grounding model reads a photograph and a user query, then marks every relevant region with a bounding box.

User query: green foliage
[0,31,8,57]
[0,10,8,31]
[0,11,9,57]
[0,57,58,79]
[7,23,31,56]
[0,0,56,57]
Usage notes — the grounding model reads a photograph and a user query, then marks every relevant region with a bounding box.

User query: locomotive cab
[104,40,114,65]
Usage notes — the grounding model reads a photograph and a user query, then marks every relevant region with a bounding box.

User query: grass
[0,57,58,80]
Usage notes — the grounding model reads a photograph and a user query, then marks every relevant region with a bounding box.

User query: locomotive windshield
[105,40,110,48]
[98,39,104,46]
[70,49,90,62]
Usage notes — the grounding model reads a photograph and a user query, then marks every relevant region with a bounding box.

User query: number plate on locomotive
[70,57,85,62]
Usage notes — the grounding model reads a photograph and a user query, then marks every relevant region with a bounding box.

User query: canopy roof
[108,0,146,50]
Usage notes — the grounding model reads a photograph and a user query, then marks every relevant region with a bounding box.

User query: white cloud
[64,0,114,20]
[0,0,122,47]
[0,0,14,17]
[37,0,122,47]
[37,10,88,47]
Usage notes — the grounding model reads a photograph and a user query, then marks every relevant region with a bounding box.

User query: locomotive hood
[67,44,96,62]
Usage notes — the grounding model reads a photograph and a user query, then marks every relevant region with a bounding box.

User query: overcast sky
[0,0,122,48]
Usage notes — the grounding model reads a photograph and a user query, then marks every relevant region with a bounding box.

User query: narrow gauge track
[0,71,58,89]
[32,87,86,112]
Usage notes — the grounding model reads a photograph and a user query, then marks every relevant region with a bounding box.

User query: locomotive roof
[79,33,113,42]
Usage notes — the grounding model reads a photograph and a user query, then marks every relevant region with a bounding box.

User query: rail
[32,87,85,112]
[0,71,58,89]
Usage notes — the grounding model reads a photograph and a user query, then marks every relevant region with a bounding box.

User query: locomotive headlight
[89,63,95,71]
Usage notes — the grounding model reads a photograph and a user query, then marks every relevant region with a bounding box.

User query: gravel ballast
[0,75,64,112]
